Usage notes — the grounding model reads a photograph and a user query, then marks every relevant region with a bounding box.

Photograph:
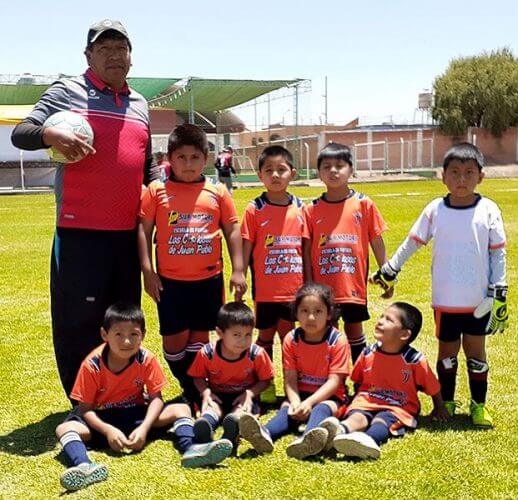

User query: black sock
[437,358,458,401]
[349,335,367,364]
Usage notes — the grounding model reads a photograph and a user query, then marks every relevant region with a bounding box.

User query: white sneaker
[239,413,274,454]
[333,432,381,459]
[319,416,344,451]
[285,427,328,459]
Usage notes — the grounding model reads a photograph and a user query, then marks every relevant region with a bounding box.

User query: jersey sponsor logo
[319,234,328,247]
[265,234,275,247]
[299,373,327,386]
[168,211,179,225]
[366,386,407,407]
[316,218,324,225]
[264,234,301,248]
[88,89,100,100]
[260,219,271,227]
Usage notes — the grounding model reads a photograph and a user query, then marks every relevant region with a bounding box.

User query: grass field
[1,179,517,499]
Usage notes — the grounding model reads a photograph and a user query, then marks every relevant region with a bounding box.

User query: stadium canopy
[147,77,303,112]
[0,76,304,118]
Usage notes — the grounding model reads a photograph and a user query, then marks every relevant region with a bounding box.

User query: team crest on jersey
[402,369,411,383]
[319,234,328,247]
[264,234,275,247]
[134,377,144,388]
[168,211,179,225]
[353,211,363,225]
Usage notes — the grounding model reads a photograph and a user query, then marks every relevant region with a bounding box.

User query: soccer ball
[43,111,94,163]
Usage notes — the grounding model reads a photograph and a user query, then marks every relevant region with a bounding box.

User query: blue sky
[2,1,517,126]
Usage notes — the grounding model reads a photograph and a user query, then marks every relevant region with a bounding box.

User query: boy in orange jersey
[138,124,247,404]
[241,145,305,403]
[320,302,449,460]
[188,302,274,452]
[303,142,388,363]
[55,303,232,491]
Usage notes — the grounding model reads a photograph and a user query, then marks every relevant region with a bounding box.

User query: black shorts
[157,274,224,335]
[213,392,260,415]
[255,302,294,330]
[434,310,491,342]
[334,303,370,324]
[64,405,164,448]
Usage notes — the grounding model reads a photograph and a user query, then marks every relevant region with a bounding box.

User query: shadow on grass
[418,414,493,433]
[0,411,69,456]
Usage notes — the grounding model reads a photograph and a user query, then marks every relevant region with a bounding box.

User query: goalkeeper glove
[369,262,398,298]
[474,285,509,334]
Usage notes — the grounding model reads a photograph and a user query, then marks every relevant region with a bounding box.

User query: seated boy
[188,302,274,451]
[55,302,232,491]
[320,302,449,459]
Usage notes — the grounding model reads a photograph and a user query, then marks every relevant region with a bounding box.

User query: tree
[432,48,518,136]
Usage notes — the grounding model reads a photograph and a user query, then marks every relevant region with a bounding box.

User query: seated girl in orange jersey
[239,283,351,460]
[319,302,449,460]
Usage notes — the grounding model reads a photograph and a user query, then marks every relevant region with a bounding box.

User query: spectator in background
[215,146,236,194]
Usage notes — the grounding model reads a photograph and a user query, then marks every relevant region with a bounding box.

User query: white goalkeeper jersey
[408,195,506,312]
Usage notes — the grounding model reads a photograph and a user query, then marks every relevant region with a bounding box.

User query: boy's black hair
[443,142,484,170]
[167,124,209,156]
[217,301,255,331]
[390,302,422,344]
[258,145,294,171]
[293,282,335,321]
[102,302,146,332]
[317,142,353,169]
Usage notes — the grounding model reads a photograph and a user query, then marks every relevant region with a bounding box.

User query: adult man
[11,19,158,399]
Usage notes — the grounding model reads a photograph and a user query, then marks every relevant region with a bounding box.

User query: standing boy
[241,145,305,402]
[138,124,247,403]
[371,143,508,427]
[303,142,388,362]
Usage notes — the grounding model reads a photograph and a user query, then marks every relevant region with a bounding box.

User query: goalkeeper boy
[371,143,507,428]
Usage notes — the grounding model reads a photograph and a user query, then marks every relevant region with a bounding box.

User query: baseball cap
[87,19,131,47]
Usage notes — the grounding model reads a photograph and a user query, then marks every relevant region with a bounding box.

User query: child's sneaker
[319,416,344,451]
[193,417,214,443]
[444,400,462,417]
[260,382,277,404]
[470,400,494,428]
[333,432,381,459]
[181,439,233,468]
[60,462,108,491]
[285,427,328,459]
[222,413,240,450]
[239,413,274,454]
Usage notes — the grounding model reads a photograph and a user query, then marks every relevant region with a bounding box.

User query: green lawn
[1,179,517,499]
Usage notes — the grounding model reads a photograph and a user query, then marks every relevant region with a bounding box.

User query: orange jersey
[282,327,351,400]
[188,342,274,394]
[139,177,238,281]
[349,343,440,428]
[70,344,168,410]
[241,193,306,302]
[304,191,386,303]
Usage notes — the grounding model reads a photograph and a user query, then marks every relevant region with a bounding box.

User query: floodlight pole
[294,83,299,168]
[267,94,271,144]
[189,81,195,124]
[324,76,328,127]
